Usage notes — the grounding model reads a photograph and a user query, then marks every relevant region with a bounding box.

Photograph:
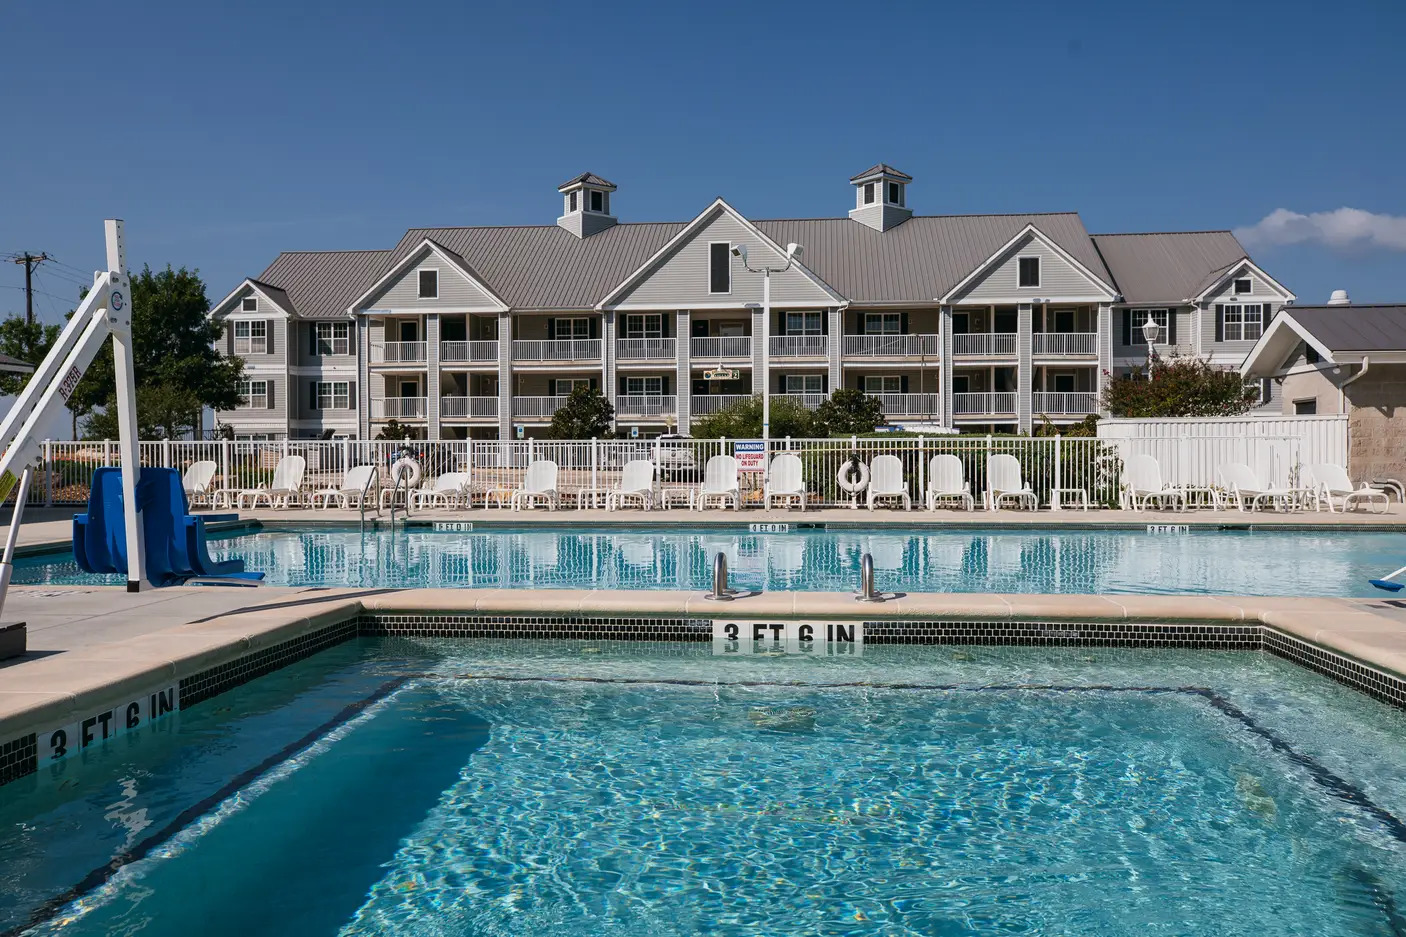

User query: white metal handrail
[953,392,1017,415]
[692,394,750,414]
[775,393,827,409]
[691,336,751,359]
[372,397,428,418]
[512,339,602,361]
[440,340,499,363]
[617,338,677,360]
[441,396,499,418]
[512,395,571,417]
[372,341,428,363]
[616,394,677,417]
[842,334,942,357]
[769,335,828,357]
[952,333,1017,356]
[1032,333,1098,356]
[1033,392,1098,415]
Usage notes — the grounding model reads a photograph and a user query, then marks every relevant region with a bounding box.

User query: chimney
[1326,289,1350,306]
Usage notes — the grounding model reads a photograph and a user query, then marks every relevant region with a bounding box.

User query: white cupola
[848,163,913,232]
[557,172,618,238]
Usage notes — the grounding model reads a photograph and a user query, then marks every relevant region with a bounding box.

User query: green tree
[548,386,615,439]
[813,389,887,435]
[691,395,815,438]
[375,419,414,440]
[0,315,60,396]
[82,383,204,440]
[1101,356,1260,418]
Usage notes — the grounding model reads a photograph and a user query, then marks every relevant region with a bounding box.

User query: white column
[828,305,843,396]
[940,305,954,427]
[1017,302,1033,433]
[1096,302,1113,416]
[426,313,441,439]
[497,311,512,439]
[675,309,690,432]
[357,317,371,439]
[602,309,617,431]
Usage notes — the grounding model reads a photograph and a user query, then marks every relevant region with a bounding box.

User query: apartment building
[209,166,1294,440]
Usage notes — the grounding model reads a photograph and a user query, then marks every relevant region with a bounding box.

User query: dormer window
[417,269,438,299]
[1018,256,1040,288]
[241,295,257,312]
[1234,278,1252,295]
[569,191,578,212]
[590,190,605,213]
[863,183,875,205]
[887,181,904,206]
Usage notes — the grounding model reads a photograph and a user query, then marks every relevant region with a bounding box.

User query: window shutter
[821,374,828,393]
[618,376,626,395]
[1215,305,1224,343]
[266,383,275,409]
[589,377,598,392]
[309,381,318,411]
[900,375,909,393]
[348,382,357,409]
[662,375,670,395]
[1262,304,1272,329]
[307,324,316,356]
[590,317,600,339]
[547,319,556,340]
[1121,311,1131,346]
[1168,311,1177,346]
[900,313,909,334]
[265,322,274,355]
[821,314,829,336]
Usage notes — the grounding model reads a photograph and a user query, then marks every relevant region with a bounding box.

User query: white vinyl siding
[361,247,501,311]
[952,235,1107,302]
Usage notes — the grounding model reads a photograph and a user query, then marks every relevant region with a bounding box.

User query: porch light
[1140,316,1160,346]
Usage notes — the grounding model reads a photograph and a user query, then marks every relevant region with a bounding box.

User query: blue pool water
[3,641,1405,936]
[12,524,1405,595]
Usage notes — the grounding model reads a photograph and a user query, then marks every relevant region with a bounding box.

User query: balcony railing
[775,392,827,409]
[1032,333,1098,356]
[953,392,1017,415]
[842,334,942,357]
[441,396,499,419]
[952,333,1017,356]
[372,397,428,419]
[769,335,828,357]
[691,336,752,359]
[871,393,943,418]
[617,338,677,361]
[512,395,570,418]
[1033,392,1098,415]
[441,340,499,363]
[372,341,428,364]
[692,394,750,414]
[512,339,602,362]
[616,394,677,417]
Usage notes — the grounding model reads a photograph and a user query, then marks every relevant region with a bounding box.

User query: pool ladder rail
[855,553,885,602]
[358,466,383,533]
[701,550,887,603]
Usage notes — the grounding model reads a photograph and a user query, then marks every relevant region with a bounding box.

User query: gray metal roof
[0,352,33,374]
[248,279,294,315]
[849,164,912,182]
[255,249,390,318]
[1090,231,1247,305]
[1284,305,1406,353]
[558,172,616,190]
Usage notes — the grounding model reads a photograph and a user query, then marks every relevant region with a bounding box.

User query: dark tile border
[177,619,359,708]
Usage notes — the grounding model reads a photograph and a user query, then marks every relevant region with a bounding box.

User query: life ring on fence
[390,457,422,489]
[836,460,870,494]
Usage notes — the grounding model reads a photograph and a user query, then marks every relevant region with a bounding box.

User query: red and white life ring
[390,457,422,489]
[836,460,870,494]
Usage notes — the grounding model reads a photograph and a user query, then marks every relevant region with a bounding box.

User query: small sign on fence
[734,440,766,473]
[1146,524,1189,534]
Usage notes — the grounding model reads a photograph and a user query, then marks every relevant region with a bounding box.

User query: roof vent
[1326,289,1350,306]
[848,164,913,232]
[557,172,618,239]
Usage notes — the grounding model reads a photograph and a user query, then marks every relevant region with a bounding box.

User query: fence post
[1052,435,1062,511]
[341,437,351,472]
[162,438,172,469]
[528,436,535,467]
[282,438,289,460]
[591,437,598,499]
[43,440,52,507]
[918,436,926,506]
[221,440,231,490]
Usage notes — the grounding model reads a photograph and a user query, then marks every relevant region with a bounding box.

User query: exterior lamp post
[731,242,803,441]
[1141,315,1161,380]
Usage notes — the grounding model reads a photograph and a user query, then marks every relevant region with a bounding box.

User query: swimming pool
[12,525,1403,595]
[3,639,1404,936]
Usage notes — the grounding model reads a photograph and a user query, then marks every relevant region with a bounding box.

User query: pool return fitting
[855,553,885,603]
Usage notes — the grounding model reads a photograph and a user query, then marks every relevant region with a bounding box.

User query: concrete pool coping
[3,584,1405,756]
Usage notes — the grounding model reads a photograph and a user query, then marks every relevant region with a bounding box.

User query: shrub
[548,387,614,439]
[813,389,887,435]
[691,395,815,438]
[1102,356,1259,417]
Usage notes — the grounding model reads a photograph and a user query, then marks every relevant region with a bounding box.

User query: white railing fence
[952,333,1017,356]
[616,338,677,360]
[511,339,602,362]
[691,336,752,359]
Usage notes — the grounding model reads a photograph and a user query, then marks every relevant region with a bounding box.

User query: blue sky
[1,0,1403,323]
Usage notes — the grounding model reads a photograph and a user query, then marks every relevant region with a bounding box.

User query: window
[1234,278,1252,295]
[241,295,257,312]
[315,322,350,356]
[553,317,590,339]
[239,379,269,409]
[708,242,731,294]
[865,313,901,334]
[1051,373,1076,393]
[233,320,267,355]
[863,182,874,205]
[1220,304,1265,342]
[864,375,903,394]
[1130,309,1169,345]
[785,311,823,335]
[887,181,902,205]
[569,191,578,212]
[952,374,971,394]
[1304,344,1320,365]
[417,269,438,299]
[1017,256,1040,288]
[1294,398,1317,415]
[785,374,823,393]
[590,190,604,213]
[551,378,590,396]
[625,376,663,396]
[317,381,350,410]
[1052,308,1075,333]
[625,314,663,339]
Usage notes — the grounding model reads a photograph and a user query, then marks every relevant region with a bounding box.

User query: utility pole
[10,253,51,326]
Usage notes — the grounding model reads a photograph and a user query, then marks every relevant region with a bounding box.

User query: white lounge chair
[311,464,380,509]
[985,453,1038,511]
[182,460,217,507]
[764,453,806,511]
[1307,463,1389,514]
[1219,462,1296,512]
[697,454,740,510]
[867,455,911,510]
[607,460,655,511]
[1121,454,1185,511]
[925,454,974,511]
[237,455,306,509]
[410,472,469,509]
[511,460,559,511]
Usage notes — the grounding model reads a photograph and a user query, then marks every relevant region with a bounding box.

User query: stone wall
[1345,364,1406,483]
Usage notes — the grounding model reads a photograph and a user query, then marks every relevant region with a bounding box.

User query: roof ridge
[401,220,686,233]
[273,248,390,255]
[1091,230,1234,237]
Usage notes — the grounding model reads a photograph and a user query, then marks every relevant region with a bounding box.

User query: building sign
[712,620,863,656]
[42,685,179,764]
[703,368,739,381]
[734,440,766,473]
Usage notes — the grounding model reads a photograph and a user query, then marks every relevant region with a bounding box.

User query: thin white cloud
[1235,207,1406,252]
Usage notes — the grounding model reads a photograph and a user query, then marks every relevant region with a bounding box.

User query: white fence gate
[1097,415,1349,489]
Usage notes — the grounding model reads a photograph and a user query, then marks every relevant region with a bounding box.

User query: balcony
[440,340,498,364]
[1033,391,1098,415]
[616,394,677,418]
[617,338,677,361]
[372,397,428,419]
[953,392,1017,415]
[513,395,570,418]
[441,396,499,419]
[372,341,427,364]
[1033,333,1098,356]
[769,335,828,358]
[952,333,1017,357]
[512,339,602,362]
[692,394,750,415]
[691,336,751,359]
[775,392,827,409]
[870,393,943,418]
[842,334,941,358]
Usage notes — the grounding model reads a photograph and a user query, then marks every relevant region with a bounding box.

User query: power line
[0,283,78,305]
[9,252,51,325]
